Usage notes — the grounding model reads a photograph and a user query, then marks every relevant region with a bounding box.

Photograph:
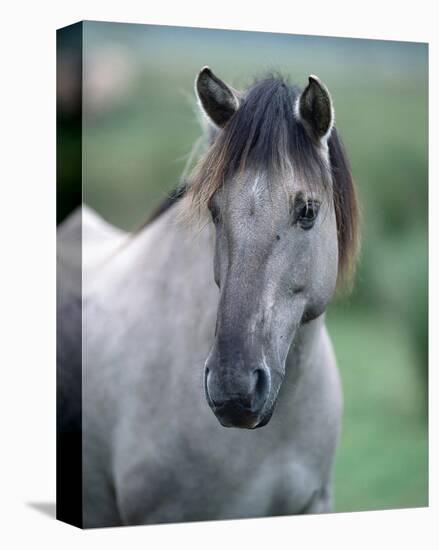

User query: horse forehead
[226,170,288,206]
[224,170,306,222]
[220,173,287,242]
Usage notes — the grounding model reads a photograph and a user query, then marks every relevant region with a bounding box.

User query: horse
[57,67,359,527]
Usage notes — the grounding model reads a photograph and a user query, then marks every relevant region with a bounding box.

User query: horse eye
[297,201,320,229]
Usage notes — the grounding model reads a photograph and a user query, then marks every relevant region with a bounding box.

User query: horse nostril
[251,367,271,412]
[204,366,215,406]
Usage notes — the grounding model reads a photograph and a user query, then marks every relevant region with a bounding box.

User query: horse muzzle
[203,360,272,429]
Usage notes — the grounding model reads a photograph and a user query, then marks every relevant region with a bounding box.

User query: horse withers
[57,67,359,527]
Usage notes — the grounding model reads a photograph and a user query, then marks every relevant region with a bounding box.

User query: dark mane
[328,128,360,288]
[147,75,359,288]
[188,76,333,209]
[142,182,188,226]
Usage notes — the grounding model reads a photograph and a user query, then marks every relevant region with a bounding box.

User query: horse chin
[211,403,273,430]
[215,402,275,430]
[212,405,261,430]
[217,416,261,430]
[216,415,271,430]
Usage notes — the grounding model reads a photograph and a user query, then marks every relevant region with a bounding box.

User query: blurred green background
[62,21,428,513]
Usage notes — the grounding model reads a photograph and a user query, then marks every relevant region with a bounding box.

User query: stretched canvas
[57,20,428,528]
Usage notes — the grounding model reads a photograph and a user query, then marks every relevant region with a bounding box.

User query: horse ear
[297,75,334,142]
[195,66,239,128]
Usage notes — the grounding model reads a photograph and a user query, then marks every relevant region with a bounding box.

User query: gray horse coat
[57,69,359,528]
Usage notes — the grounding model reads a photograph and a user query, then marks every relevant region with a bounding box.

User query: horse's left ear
[297,75,334,142]
[195,66,239,128]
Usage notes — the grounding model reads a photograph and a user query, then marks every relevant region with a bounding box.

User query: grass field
[329,308,428,512]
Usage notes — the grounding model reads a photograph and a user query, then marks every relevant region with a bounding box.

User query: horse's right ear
[195,67,239,128]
